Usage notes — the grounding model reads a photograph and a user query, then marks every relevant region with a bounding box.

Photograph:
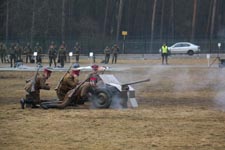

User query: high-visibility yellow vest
[162,46,168,53]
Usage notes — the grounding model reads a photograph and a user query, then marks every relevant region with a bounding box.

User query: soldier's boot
[20,98,25,109]
[20,98,35,109]
[40,103,49,109]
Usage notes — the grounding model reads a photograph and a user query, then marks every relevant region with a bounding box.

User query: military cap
[91,64,99,71]
[44,67,53,73]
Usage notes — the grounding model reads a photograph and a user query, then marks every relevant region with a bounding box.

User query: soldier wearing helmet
[20,67,53,109]
[40,64,81,109]
[111,43,119,64]
[0,42,7,64]
[23,42,33,63]
[34,42,43,63]
[75,64,104,102]
[48,41,57,67]
[74,42,81,63]
[56,63,80,101]
[58,43,66,68]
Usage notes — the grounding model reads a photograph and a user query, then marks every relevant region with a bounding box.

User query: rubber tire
[187,50,194,56]
[90,87,113,109]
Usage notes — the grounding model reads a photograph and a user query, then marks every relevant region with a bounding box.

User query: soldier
[111,43,119,64]
[76,64,104,102]
[104,46,110,64]
[0,42,7,63]
[58,44,66,68]
[40,64,81,109]
[9,43,16,67]
[23,43,33,63]
[20,67,53,109]
[74,42,81,63]
[34,42,43,64]
[15,42,22,62]
[48,41,57,67]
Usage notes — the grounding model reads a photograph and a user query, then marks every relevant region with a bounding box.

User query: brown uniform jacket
[35,74,50,90]
[26,73,50,104]
[57,73,79,101]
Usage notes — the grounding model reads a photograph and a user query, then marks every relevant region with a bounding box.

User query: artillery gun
[72,74,150,109]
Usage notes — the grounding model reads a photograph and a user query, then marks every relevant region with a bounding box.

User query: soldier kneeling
[20,67,53,109]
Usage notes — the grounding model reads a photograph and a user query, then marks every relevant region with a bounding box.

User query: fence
[1,36,224,55]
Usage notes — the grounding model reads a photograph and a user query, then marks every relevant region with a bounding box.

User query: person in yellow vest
[161,43,169,65]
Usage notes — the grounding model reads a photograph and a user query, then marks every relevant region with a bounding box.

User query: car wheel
[89,87,113,108]
[187,50,194,56]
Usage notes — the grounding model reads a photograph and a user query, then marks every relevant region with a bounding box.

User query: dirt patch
[0,58,225,150]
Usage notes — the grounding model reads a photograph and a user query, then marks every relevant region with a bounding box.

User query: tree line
[0,0,224,53]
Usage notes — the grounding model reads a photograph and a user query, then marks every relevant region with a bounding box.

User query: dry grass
[0,58,225,150]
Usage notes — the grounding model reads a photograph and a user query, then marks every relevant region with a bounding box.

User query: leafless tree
[160,0,165,42]
[116,0,124,42]
[150,0,157,52]
[191,0,197,41]
[61,0,66,41]
[210,0,217,39]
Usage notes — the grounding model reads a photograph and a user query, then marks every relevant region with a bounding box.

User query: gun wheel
[90,87,112,108]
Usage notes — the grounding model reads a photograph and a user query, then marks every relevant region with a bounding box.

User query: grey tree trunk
[150,0,157,53]
[170,0,175,41]
[191,0,197,41]
[206,0,213,37]
[30,0,36,46]
[116,0,124,42]
[103,0,109,38]
[210,0,217,39]
[61,0,66,41]
[45,0,50,42]
[5,0,9,44]
[160,0,165,42]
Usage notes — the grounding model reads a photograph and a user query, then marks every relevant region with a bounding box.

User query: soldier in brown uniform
[20,67,53,109]
[40,64,81,109]
[48,41,57,67]
[111,44,119,64]
[56,63,80,101]
[76,64,104,102]
[23,43,33,63]
[58,45,66,68]
[104,46,110,64]
[0,42,7,63]
[74,42,81,63]
[34,42,43,63]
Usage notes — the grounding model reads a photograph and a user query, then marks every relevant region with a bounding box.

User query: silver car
[160,42,200,56]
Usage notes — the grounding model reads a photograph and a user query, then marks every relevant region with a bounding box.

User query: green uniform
[104,46,110,64]
[111,44,119,64]
[74,43,81,63]
[34,44,43,63]
[23,44,33,63]
[48,44,57,67]
[0,43,7,63]
[15,43,22,61]
[9,44,16,67]
[58,47,66,67]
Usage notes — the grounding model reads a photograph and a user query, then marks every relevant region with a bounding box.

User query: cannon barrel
[121,78,150,87]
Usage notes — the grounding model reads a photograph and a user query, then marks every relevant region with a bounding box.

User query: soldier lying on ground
[20,67,54,109]
[40,64,106,109]
[40,64,82,109]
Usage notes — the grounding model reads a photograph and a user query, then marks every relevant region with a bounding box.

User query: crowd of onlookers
[0,41,120,68]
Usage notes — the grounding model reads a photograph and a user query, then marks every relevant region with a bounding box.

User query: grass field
[0,57,225,150]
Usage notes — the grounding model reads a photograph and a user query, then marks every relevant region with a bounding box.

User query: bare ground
[0,58,225,150]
